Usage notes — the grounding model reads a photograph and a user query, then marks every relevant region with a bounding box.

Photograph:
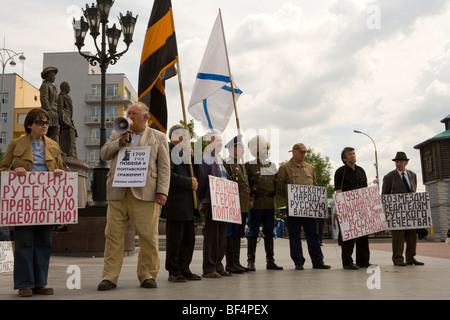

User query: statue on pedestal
[39,68,88,208]
[58,81,78,158]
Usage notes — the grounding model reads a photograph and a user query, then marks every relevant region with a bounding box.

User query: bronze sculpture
[58,81,77,158]
[39,67,60,142]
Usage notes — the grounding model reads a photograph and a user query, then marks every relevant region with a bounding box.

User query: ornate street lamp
[0,40,26,135]
[354,130,379,190]
[73,1,137,207]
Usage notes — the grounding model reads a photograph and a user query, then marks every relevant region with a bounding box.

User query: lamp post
[73,0,137,207]
[0,39,26,136]
[354,130,379,190]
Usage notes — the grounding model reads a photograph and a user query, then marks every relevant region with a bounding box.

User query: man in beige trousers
[97,102,170,290]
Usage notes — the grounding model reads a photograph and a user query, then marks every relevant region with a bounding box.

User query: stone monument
[55,79,88,209]
[58,81,77,158]
[39,67,89,208]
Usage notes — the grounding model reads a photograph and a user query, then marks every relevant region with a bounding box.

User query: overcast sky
[2,0,450,191]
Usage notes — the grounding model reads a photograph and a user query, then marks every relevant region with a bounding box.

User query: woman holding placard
[0,108,64,297]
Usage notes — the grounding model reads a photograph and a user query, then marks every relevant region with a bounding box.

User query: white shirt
[130,131,143,147]
[397,169,411,189]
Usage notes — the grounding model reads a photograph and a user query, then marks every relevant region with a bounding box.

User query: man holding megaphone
[97,102,170,291]
[113,116,133,143]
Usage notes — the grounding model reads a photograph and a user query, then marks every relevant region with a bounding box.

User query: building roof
[440,114,450,123]
[414,115,450,149]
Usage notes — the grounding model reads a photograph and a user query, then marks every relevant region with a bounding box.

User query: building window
[91,106,118,119]
[1,113,7,123]
[91,84,100,97]
[90,127,113,139]
[91,84,118,97]
[0,132,6,144]
[125,88,131,100]
[1,93,8,104]
[89,149,100,162]
[106,84,118,97]
[426,156,433,173]
[17,113,26,124]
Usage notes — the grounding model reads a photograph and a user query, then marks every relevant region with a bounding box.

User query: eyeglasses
[34,120,50,126]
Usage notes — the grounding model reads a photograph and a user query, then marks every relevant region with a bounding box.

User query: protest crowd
[0,1,437,299]
[0,104,432,297]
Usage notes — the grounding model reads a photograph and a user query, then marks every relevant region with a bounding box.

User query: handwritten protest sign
[382,192,432,230]
[209,175,241,224]
[0,241,14,273]
[287,184,328,218]
[333,185,387,241]
[1,172,78,226]
[113,146,151,187]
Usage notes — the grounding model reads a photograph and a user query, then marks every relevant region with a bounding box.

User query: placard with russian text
[209,175,242,224]
[1,172,78,226]
[333,186,387,241]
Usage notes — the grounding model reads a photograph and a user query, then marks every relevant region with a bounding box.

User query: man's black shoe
[313,264,331,269]
[141,278,157,288]
[97,280,116,291]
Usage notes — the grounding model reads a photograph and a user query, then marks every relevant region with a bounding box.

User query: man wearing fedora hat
[382,151,424,266]
[39,67,60,142]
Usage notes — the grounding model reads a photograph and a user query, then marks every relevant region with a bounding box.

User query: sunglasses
[34,120,50,126]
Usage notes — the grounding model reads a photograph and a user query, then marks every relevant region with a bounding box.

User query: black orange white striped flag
[138,0,178,133]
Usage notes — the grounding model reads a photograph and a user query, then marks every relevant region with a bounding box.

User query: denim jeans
[13,225,53,289]
[287,216,324,267]
[0,226,10,241]
[247,208,275,238]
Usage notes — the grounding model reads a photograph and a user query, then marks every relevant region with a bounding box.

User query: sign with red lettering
[208,175,241,224]
[0,172,78,226]
[333,185,387,241]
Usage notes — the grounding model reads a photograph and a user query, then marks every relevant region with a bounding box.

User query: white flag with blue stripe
[188,13,242,132]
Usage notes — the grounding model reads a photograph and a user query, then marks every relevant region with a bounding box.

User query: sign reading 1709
[0,172,78,226]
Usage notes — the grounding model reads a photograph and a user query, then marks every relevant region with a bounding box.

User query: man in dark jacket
[223,135,251,273]
[162,125,202,282]
[382,151,424,266]
[334,147,371,269]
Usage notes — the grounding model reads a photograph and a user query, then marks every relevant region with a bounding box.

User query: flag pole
[170,7,198,209]
[218,8,241,135]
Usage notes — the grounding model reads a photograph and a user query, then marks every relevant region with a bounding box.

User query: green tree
[304,148,334,198]
[179,119,197,141]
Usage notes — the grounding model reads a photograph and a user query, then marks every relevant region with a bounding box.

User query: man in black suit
[162,125,202,282]
[382,152,424,266]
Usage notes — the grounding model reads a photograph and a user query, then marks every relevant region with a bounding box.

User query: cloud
[3,0,450,191]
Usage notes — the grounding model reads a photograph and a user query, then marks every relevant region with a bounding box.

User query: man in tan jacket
[277,143,330,270]
[97,102,170,290]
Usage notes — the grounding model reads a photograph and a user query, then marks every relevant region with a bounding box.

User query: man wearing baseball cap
[277,143,330,270]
